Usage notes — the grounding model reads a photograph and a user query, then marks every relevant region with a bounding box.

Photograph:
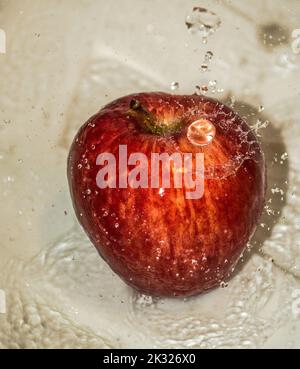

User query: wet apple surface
[67,92,266,297]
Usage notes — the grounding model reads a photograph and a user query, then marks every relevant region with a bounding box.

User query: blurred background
[0,0,300,348]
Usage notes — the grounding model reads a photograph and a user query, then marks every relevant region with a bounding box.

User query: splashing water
[185,7,221,43]
[250,119,270,136]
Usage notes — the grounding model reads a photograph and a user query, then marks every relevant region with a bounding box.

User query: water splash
[250,119,270,136]
[185,7,221,43]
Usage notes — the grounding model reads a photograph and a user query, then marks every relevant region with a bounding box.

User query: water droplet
[86,189,92,195]
[114,223,119,229]
[200,64,208,72]
[77,164,82,169]
[158,188,165,197]
[170,81,179,92]
[187,119,216,147]
[205,50,214,61]
[185,7,221,43]
[200,85,209,94]
[220,281,228,288]
[258,105,265,112]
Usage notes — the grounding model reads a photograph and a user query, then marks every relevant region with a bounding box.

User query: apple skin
[67,92,266,297]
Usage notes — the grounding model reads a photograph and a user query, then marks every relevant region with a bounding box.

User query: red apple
[67,92,266,297]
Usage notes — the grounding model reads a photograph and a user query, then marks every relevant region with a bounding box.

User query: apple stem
[128,99,182,136]
[128,99,159,134]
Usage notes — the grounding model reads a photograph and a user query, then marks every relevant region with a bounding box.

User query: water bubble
[187,119,216,147]
[170,81,179,92]
[258,105,265,112]
[185,7,221,43]
[114,223,119,229]
[86,189,92,195]
[77,164,82,169]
